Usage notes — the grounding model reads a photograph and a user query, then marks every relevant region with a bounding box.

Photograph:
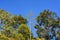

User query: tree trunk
[58,32,60,40]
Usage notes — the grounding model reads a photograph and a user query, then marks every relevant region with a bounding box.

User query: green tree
[0,9,30,40]
[18,24,30,40]
[35,10,60,40]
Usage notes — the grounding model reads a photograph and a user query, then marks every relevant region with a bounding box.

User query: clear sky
[0,0,60,38]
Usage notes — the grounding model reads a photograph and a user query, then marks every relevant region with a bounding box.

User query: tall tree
[35,10,60,40]
[0,9,30,40]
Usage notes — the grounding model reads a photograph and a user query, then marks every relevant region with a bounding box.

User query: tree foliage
[0,9,30,40]
[35,10,60,40]
[0,9,60,40]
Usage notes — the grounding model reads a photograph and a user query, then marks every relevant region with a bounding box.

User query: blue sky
[0,0,60,38]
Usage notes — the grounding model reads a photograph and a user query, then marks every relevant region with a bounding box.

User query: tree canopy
[0,9,60,40]
[0,9,30,40]
[35,10,60,40]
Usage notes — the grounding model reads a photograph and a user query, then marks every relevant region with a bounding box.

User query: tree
[0,9,31,40]
[35,10,60,40]
[18,24,30,40]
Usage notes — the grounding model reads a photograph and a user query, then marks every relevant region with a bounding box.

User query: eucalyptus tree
[35,10,60,40]
[0,9,31,40]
